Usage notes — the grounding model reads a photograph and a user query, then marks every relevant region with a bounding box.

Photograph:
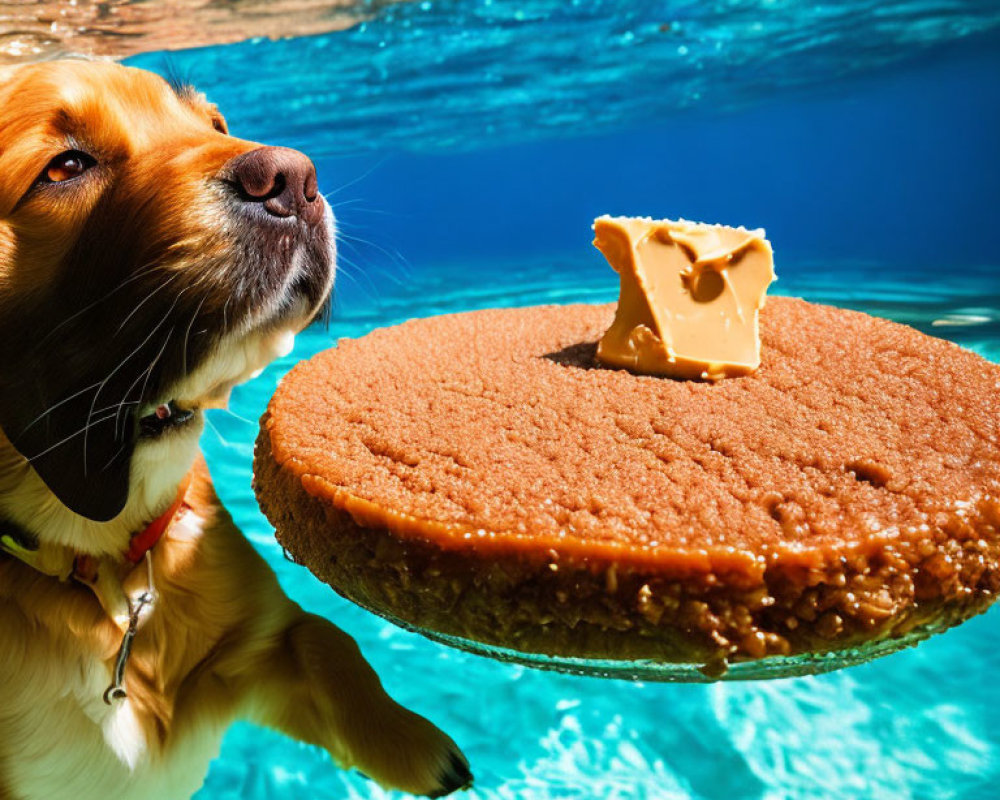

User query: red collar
[124,471,193,564]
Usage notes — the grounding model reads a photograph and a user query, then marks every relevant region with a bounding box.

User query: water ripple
[127,0,1000,155]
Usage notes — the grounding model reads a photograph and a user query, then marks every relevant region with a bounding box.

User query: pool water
[126,2,1000,798]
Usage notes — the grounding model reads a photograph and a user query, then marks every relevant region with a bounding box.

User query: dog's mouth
[135,324,300,444]
[138,401,197,439]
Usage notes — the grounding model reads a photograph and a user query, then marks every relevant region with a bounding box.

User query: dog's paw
[338,701,472,797]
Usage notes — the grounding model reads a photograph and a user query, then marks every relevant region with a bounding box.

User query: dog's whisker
[26,411,120,464]
[338,206,397,218]
[114,271,184,336]
[335,240,411,294]
[221,408,257,426]
[323,156,390,201]
[113,363,157,442]
[113,327,175,441]
[17,379,106,436]
[328,253,379,301]
[100,439,130,472]
[325,196,393,216]
[83,290,186,470]
[319,293,333,328]
[138,329,172,408]
[35,260,169,350]
[337,227,411,261]
[327,197,368,210]
[181,294,210,380]
[335,230,414,281]
[128,329,174,439]
[335,244,406,293]
[203,412,231,447]
[86,400,142,417]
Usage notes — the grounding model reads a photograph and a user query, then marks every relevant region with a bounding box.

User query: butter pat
[593,215,776,380]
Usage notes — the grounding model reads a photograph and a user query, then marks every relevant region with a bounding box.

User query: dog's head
[0,60,335,523]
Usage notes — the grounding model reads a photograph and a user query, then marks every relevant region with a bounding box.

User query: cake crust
[254,298,1000,673]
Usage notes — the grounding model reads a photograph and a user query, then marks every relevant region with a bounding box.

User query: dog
[0,59,471,800]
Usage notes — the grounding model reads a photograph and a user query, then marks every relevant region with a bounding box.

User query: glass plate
[363,603,946,683]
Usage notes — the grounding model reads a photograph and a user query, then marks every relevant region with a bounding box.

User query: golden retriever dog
[0,60,471,800]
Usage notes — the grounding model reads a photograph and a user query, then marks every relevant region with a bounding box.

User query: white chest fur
[0,511,228,800]
[0,606,227,800]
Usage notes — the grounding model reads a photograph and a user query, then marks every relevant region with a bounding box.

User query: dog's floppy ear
[0,343,134,522]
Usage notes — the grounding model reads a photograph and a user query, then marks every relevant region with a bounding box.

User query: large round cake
[254,297,1000,678]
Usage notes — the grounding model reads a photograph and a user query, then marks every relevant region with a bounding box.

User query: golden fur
[0,60,470,800]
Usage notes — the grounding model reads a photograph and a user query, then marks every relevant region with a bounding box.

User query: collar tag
[104,552,157,704]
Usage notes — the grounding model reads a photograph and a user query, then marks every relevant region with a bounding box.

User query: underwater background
[126,2,1000,797]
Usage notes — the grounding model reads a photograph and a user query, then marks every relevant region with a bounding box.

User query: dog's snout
[226,146,323,225]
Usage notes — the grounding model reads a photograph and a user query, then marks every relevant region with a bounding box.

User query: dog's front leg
[236,609,472,798]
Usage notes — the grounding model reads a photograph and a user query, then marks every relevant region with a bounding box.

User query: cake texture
[254,298,1000,675]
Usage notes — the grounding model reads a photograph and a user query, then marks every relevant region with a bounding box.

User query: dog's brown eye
[211,114,228,135]
[41,150,96,183]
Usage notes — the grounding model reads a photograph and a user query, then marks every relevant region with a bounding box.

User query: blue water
[126,3,1000,798]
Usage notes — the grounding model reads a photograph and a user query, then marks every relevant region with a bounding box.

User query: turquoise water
[129,2,1000,797]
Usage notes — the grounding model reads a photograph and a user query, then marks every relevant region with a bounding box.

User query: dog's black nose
[226,146,323,226]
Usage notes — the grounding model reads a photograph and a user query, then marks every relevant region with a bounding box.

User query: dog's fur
[0,60,470,800]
